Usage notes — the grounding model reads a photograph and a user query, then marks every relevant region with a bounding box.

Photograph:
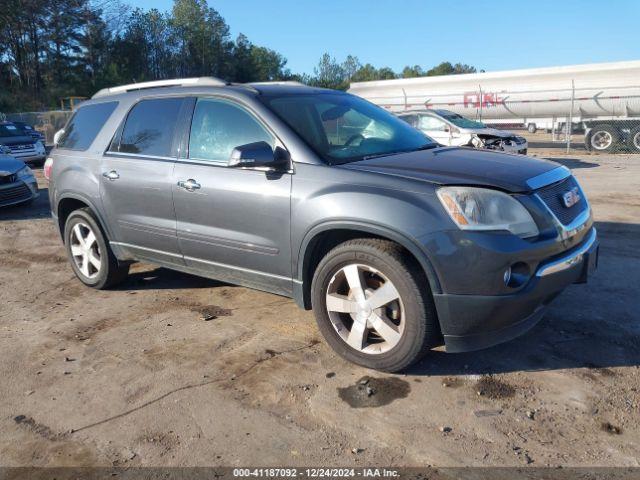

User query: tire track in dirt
[68,340,319,435]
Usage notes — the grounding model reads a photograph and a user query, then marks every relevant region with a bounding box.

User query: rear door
[172,97,292,295]
[100,97,186,266]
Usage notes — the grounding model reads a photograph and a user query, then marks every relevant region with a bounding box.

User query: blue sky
[126,0,640,75]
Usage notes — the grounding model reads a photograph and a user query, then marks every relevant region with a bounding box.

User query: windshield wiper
[361,143,439,161]
[414,143,440,151]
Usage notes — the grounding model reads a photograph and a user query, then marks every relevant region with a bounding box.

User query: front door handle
[102,170,120,181]
[177,179,201,192]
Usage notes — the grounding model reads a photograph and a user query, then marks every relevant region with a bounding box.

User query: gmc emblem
[562,187,581,208]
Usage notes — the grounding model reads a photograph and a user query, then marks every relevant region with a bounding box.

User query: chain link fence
[2,110,73,146]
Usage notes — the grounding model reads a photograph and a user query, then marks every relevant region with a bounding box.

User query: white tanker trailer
[348,60,640,153]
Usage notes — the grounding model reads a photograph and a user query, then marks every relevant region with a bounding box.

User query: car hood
[341,147,561,193]
[462,127,519,137]
[0,155,26,175]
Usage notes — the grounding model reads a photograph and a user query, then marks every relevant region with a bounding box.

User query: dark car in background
[0,153,39,207]
[11,121,46,143]
[47,78,598,372]
[0,121,47,165]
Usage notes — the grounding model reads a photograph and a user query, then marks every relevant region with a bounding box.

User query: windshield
[437,111,487,129]
[0,123,27,138]
[260,93,436,164]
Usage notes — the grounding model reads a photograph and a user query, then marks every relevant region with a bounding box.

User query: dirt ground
[0,152,639,469]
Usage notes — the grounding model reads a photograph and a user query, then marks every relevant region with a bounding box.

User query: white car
[398,109,528,155]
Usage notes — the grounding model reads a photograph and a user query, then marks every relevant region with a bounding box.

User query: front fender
[297,220,443,296]
[290,163,452,301]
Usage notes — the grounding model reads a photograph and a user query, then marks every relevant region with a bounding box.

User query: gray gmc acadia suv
[47,78,599,372]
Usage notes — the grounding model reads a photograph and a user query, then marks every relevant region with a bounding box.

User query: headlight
[17,165,34,178]
[437,186,539,238]
[0,144,10,155]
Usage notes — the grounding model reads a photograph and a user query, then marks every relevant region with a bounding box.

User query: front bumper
[435,227,598,353]
[499,142,528,155]
[0,178,39,207]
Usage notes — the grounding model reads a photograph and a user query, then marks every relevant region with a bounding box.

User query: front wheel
[311,239,439,372]
[64,208,129,289]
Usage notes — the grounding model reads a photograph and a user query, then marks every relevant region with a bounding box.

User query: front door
[417,115,452,145]
[172,97,292,295]
[100,97,185,265]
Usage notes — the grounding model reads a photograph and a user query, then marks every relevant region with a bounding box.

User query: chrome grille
[8,144,36,157]
[536,176,587,225]
[0,183,31,204]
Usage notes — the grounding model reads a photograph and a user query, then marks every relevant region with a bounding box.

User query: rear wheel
[64,208,129,289]
[311,238,439,372]
[628,127,640,152]
[588,125,620,152]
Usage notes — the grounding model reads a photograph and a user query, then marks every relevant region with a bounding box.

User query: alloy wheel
[69,222,102,279]
[325,263,404,354]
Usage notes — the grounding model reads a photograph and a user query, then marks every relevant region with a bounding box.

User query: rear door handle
[177,179,201,191]
[102,170,120,181]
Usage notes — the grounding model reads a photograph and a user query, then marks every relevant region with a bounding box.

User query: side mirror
[228,141,289,170]
[53,129,65,147]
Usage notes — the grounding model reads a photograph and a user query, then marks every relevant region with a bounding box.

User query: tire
[311,238,439,372]
[587,125,620,152]
[628,127,640,152]
[527,123,537,134]
[64,208,129,289]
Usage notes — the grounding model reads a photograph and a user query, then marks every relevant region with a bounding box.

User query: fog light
[505,262,531,288]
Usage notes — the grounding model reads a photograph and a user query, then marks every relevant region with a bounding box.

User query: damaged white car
[397,109,528,155]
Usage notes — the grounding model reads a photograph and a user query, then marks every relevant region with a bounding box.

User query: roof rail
[92,77,228,98]
[247,81,306,87]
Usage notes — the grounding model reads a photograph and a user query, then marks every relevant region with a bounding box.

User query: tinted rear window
[116,98,183,157]
[58,102,118,150]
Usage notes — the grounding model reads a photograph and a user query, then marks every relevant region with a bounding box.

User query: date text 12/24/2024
[233,468,400,478]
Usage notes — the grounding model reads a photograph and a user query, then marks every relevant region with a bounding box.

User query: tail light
[43,157,53,181]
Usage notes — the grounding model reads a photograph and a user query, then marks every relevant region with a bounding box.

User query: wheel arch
[295,221,442,311]
[55,193,113,243]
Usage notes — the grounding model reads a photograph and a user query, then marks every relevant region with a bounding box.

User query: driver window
[189,98,274,164]
[418,115,448,132]
[400,114,418,127]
